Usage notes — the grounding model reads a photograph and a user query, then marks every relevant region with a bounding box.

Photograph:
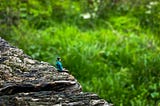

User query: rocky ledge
[0,37,112,106]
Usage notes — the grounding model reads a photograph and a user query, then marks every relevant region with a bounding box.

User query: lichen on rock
[0,37,112,106]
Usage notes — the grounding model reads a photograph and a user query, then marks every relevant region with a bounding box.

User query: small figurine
[56,57,68,73]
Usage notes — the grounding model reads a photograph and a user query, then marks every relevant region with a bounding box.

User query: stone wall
[0,37,112,106]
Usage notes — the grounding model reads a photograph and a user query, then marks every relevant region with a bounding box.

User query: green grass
[2,16,160,106]
[1,0,160,105]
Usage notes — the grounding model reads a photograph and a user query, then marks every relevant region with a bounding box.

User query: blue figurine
[56,57,68,72]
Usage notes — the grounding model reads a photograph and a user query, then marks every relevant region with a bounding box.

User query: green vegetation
[0,0,160,106]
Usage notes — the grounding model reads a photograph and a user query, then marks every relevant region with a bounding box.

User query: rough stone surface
[0,37,112,106]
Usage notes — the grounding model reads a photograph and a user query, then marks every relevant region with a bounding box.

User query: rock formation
[0,37,112,106]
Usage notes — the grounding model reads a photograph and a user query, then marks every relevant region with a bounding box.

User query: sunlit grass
[4,16,160,106]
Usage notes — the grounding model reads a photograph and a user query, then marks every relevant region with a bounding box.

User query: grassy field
[1,0,160,105]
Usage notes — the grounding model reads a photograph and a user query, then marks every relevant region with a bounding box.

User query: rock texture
[0,37,112,106]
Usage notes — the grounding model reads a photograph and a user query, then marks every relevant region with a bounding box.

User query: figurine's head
[57,57,61,61]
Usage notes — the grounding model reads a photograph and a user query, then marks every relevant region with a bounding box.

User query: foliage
[0,0,160,106]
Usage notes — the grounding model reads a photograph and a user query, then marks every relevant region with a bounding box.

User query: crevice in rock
[0,82,76,96]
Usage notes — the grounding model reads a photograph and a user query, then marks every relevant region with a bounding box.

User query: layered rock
[0,37,112,106]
